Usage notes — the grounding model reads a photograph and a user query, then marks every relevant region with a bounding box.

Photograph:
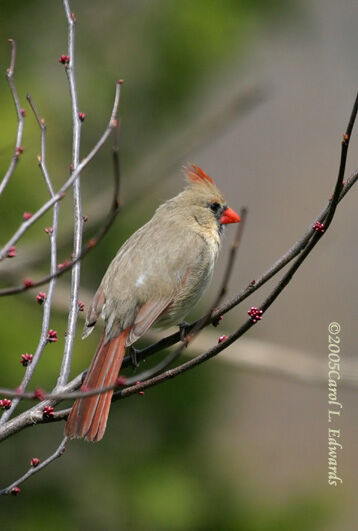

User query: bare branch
[0,39,25,196]
[0,437,67,496]
[0,119,121,297]
[56,0,84,389]
[0,80,121,263]
[0,374,83,443]
[0,95,60,425]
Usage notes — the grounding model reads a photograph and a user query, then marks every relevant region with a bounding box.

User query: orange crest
[184,163,214,185]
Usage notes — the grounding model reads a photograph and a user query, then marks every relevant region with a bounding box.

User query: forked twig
[0,95,60,425]
[0,81,121,264]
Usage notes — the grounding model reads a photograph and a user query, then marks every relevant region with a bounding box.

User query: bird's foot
[179,321,191,347]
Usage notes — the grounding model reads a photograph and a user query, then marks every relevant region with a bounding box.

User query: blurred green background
[1,1,357,530]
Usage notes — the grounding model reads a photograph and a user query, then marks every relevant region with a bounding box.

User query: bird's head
[177,164,240,232]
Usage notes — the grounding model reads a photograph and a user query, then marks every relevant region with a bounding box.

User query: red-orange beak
[220,207,241,225]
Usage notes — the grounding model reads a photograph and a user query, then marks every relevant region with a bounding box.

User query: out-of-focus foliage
[0,1,333,529]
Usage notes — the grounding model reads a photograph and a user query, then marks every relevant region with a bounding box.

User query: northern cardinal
[65,164,240,441]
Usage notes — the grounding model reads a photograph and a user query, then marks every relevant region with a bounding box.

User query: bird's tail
[65,329,129,442]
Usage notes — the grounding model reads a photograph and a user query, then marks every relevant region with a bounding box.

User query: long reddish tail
[65,329,129,442]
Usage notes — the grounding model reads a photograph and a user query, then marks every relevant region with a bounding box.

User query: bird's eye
[209,202,221,213]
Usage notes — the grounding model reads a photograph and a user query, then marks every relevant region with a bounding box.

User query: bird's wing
[126,296,174,346]
[82,287,106,339]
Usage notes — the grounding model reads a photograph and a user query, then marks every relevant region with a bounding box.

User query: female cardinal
[65,164,240,441]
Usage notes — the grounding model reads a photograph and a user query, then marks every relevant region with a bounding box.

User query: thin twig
[0,373,83,442]
[0,81,121,263]
[0,437,67,496]
[56,0,84,388]
[0,120,122,297]
[0,95,60,425]
[0,197,120,296]
[0,39,25,196]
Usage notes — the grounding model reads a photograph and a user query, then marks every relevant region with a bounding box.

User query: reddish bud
[135,381,144,396]
[20,108,26,117]
[33,388,45,401]
[218,335,228,344]
[15,146,24,156]
[248,306,263,323]
[6,246,16,258]
[250,280,256,287]
[11,487,21,496]
[82,215,88,222]
[115,376,126,387]
[36,292,47,304]
[44,227,53,234]
[343,133,349,142]
[30,457,40,467]
[43,406,54,418]
[47,329,58,343]
[87,238,97,248]
[78,112,86,122]
[118,79,124,84]
[78,301,85,312]
[57,259,72,270]
[23,278,34,288]
[0,398,12,410]
[58,54,70,65]
[20,353,33,366]
[23,212,33,220]
[313,221,325,233]
[69,164,73,172]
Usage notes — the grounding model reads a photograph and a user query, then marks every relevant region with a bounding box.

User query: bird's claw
[179,321,191,347]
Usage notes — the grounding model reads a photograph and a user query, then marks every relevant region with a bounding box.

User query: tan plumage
[65,164,240,441]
